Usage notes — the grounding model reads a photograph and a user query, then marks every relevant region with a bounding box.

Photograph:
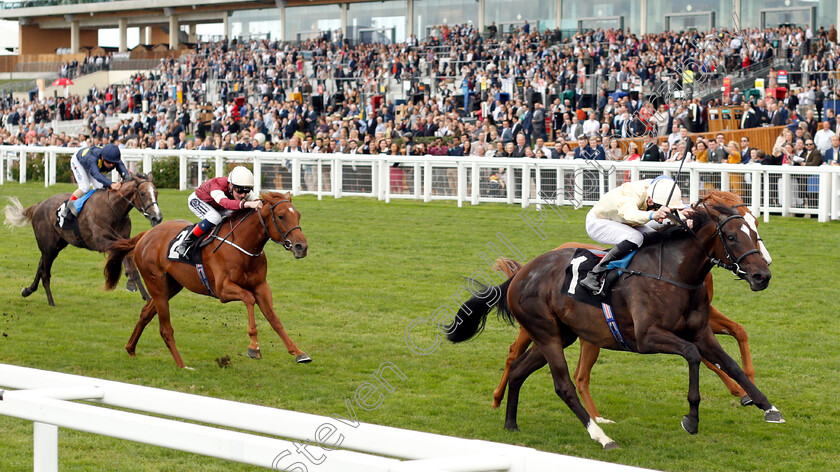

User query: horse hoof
[740,394,754,407]
[125,280,138,292]
[603,441,620,451]
[491,400,501,409]
[295,353,312,363]
[681,415,699,435]
[21,287,32,297]
[247,347,262,359]
[595,416,616,424]
[765,409,785,424]
[504,425,520,432]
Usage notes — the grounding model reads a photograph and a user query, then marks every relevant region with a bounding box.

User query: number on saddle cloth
[563,248,638,306]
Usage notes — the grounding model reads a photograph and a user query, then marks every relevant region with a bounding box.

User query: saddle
[166,223,223,265]
[166,223,225,298]
[562,248,637,308]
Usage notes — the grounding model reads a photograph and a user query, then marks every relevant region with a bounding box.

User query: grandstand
[0,0,838,220]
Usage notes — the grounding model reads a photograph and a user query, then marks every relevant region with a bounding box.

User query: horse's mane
[131,172,150,181]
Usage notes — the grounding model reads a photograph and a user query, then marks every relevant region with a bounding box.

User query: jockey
[174,166,263,258]
[58,143,128,220]
[580,176,693,294]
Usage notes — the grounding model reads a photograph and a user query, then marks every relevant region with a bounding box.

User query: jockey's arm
[84,155,116,189]
[210,189,245,211]
[115,160,130,179]
[616,199,654,225]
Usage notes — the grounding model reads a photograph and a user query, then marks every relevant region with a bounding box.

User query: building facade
[1,0,837,54]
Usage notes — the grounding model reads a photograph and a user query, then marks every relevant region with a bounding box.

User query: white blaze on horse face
[743,212,772,265]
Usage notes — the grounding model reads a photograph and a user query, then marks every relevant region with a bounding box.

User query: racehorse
[103,191,311,369]
[3,173,162,306]
[447,195,783,449]
[490,191,771,422]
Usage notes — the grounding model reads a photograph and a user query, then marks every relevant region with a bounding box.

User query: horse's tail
[104,232,146,290]
[3,197,33,228]
[493,257,523,278]
[446,277,514,343]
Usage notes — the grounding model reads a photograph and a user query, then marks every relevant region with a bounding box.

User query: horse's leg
[536,335,618,449]
[245,294,262,360]
[38,243,65,307]
[504,345,546,431]
[636,327,703,435]
[126,298,158,356]
[122,257,150,301]
[253,282,310,363]
[137,268,186,368]
[693,328,784,424]
[574,340,613,423]
[492,328,531,409]
[22,256,44,298]
[707,306,755,405]
[156,295,187,369]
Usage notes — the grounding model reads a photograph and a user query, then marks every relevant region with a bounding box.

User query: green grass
[0,181,839,472]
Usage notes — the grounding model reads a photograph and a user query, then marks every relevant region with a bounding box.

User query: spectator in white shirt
[813,121,836,155]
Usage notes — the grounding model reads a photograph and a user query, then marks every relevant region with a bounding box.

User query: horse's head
[702,190,771,265]
[123,173,163,226]
[694,201,771,291]
[258,191,308,259]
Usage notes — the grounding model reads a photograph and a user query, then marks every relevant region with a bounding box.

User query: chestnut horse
[447,196,783,449]
[3,173,162,306]
[491,191,772,422]
[103,191,310,369]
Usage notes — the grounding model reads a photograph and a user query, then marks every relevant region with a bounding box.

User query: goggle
[233,185,252,195]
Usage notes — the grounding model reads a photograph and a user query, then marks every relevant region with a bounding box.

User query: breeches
[187,192,230,225]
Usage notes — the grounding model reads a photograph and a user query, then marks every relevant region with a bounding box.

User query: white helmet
[229,166,255,188]
[647,177,688,208]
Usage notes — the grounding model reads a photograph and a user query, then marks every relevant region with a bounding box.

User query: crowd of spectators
[1,21,840,190]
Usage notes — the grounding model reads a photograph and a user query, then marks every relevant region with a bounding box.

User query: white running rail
[0,363,657,472]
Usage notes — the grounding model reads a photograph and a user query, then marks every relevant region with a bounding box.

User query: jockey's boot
[175,231,199,258]
[57,202,78,226]
[580,240,639,294]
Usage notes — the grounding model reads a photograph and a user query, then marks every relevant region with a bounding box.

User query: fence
[1,145,838,223]
[0,363,657,472]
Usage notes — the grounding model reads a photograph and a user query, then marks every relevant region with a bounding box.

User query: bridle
[685,202,762,278]
[108,178,160,221]
[256,200,300,251]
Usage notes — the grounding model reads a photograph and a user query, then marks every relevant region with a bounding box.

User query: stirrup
[581,273,604,294]
[175,244,191,258]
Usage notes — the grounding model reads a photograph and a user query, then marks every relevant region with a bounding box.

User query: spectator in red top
[174,166,263,258]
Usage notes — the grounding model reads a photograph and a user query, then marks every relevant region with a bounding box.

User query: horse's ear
[284,191,291,200]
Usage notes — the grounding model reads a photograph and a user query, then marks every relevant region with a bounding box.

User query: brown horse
[103,191,310,369]
[491,191,771,422]
[3,174,162,306]
[448,195,782,449]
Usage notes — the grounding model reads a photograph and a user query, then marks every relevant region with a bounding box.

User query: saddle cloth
[561,248,637,308]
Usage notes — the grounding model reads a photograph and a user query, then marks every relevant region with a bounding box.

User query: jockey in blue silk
[580,176,694,294]
[58,144,129,221]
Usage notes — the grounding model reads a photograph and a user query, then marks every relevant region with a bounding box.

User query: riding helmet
[229,166,255,188]
[648,176,689,209]
[101,144,122,163]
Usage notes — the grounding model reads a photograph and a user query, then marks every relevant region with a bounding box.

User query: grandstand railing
[1,145,837,223]
[0,363,657,472]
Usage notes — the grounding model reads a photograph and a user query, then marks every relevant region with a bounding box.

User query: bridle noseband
[256,200,301,251]
[691,203,762,278]
[110,179,160,221]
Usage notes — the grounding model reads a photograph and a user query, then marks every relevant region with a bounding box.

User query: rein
[624,202,762,290]
[671,202,761,277]
[108,179,159,220]
[211,200,300,257]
